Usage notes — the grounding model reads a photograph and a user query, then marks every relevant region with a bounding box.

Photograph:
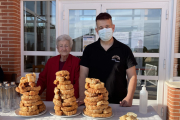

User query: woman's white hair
[56,34,73,48]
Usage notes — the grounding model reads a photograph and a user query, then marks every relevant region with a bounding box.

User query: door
[62,1,168,118]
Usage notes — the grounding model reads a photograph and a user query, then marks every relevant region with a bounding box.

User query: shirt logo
[112,55,120,62]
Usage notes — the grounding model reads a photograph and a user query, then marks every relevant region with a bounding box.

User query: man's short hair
[96,12,112,22]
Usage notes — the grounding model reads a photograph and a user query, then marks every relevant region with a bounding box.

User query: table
[0,101,162,120]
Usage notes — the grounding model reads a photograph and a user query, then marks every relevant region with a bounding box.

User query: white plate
[82,112,114,119]
[49,108,81,117]
[15,108,47,117]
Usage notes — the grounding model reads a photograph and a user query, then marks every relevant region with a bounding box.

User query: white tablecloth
[0,101,162,120]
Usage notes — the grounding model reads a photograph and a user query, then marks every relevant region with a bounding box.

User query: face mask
[98,28,113,41]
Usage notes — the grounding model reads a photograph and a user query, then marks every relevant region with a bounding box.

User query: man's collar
[96,37,119,49]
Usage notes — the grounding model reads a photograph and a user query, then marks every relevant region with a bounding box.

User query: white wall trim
[174,53,180,58]
[163,0,176,119]
[170,0,177,82]
[56,0,61,55]
[172,77,180,81]
[23,51,56,56]
[133,53,159,57]
[21,0,24,77]
[137,75,158,80]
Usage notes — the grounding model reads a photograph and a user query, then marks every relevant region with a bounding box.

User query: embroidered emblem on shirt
[112,55,120,62]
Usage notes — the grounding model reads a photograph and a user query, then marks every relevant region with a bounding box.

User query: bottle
[139,85,148,114]
[10,82,17,110]
[2,83,11,113]
[0,83,2,109]
[3,81,8,87]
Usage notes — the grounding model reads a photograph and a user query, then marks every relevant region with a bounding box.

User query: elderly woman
[37,34,80,101]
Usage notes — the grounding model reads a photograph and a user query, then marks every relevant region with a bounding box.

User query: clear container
[0,83,2,109]
[3,81,8,87]
[10,82,18,110]
[139,85,148,114]
[2,83,11,113]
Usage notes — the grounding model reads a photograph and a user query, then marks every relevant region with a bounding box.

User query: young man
[79,13,137,106]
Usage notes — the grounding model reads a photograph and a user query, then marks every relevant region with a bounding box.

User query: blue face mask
[98,28,113,41]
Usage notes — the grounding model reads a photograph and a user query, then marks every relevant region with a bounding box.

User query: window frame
[61,1,170,118]
[21,0,57,77]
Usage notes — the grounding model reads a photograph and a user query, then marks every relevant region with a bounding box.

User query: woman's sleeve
[36,60,49,95]
[73,59,80,99]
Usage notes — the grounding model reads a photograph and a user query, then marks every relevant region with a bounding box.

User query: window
[22,1,56,76]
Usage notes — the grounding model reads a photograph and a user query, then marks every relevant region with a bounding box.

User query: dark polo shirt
[80,37,137,104]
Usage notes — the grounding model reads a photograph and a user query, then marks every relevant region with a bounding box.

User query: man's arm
[120,66,137,107]
[77,65,89,105]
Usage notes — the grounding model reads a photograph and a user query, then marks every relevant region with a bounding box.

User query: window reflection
[69,10,96,52]
[24,56,52,73]
[84,10,96,15]
[24,1,56,51]
[107,9,161,53]
[37,1,46,19]
[135,57,159,76]
[134,80,157,100]
[24,1,35,12]
[108,9,133,15]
